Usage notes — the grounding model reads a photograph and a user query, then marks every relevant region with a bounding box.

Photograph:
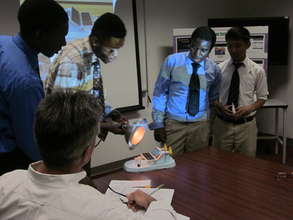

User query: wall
[0,0,19,35]
[140,0,293,140]
[1,0,293,167]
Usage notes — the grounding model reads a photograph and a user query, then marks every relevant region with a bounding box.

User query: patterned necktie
[227,62,242,108]
[187,62,200,116]
[92,60,105,114]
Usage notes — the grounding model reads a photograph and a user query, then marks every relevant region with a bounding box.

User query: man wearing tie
[151,26,221,156]
[45,13,128,176]
[213,26,269,157]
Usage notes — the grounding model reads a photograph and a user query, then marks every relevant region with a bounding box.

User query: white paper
[177,213,190,220]
[106,180,174,204]
[106,180,189,219]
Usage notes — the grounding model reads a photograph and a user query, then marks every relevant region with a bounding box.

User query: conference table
[94,147,293,219]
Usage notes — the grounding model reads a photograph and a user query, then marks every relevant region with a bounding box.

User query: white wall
[1,0,293,167]
[93,0,293,167]
[138,0,293,141]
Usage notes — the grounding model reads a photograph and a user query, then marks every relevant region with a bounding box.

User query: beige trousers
[165,118,209,156]
[212,116,257,157]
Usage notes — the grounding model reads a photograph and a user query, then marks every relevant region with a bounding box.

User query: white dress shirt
[218,57,269,116]
[0,161,177,220]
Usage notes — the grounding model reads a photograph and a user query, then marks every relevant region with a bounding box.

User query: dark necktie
[187,62,200,116]
[227,62,242,108]
[92,60,105,115]
[35,64,44,89]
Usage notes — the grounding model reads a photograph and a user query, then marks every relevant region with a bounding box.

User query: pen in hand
[149,184,164,196]
[132,185,152,188]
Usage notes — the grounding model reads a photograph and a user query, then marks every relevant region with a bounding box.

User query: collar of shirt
[187,51,205,68]
[228,56,249,68]
[12,33,39,72]
[28,161,87,188]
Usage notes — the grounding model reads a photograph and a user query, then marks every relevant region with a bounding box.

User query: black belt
[217,114,255,124]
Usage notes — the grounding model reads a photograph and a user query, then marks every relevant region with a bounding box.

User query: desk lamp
[124,118,148,149]
[123,120,176,172]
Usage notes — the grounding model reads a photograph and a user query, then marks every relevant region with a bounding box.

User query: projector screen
[21,0,144,112]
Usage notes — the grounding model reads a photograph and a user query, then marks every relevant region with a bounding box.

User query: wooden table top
[93,147,293,220]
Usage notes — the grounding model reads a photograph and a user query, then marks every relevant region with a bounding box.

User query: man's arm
[127,190,177,219]
[234,99,266,118]
[208,63,222,106]
[150,58,172,142]
[98,190,178,220]
[235,67,268,118]
[9,81,43,161]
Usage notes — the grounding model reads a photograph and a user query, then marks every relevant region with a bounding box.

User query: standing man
[213,26,269,157]
[0,0,68,175]
[45,12,127,143]
[151,26,221,156]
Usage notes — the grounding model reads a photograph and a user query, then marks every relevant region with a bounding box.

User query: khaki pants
[212,116,257,157]
[165,118,209,156]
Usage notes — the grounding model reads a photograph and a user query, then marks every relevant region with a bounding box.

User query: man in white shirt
[0,89,177,220]
[213,26,269,157]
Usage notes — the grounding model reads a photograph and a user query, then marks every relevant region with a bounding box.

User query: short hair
[18,0,68,35]
[90,12,126,43]
[35,89,102,169]
[191,26,217,50]
[225,26,250,43]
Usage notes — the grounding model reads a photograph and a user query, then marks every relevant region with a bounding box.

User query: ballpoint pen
[149,184,164,196]
[132,185,152,188]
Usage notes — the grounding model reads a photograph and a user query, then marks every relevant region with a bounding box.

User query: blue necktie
[187,62,200,116]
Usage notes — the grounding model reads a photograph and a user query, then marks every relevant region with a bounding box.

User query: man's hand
[101,120,125,135]
[234,104,255,119]
[100,110,129,135]
[154,128,166,143]
[234,100,265,119]
[214,101,234,118]
[107,110,128,127]
[127,190,156,211]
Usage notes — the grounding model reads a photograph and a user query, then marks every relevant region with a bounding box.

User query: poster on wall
[210,26,269,72]
[173,26,269,72]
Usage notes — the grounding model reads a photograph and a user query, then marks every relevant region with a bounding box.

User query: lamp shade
[124,124,145,148]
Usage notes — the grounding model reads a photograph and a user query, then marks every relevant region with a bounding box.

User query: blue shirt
[0,34,43,160]
[151,52,221,129]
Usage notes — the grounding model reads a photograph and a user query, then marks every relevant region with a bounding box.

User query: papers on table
[106,180,174,204]
[106,180,190,220]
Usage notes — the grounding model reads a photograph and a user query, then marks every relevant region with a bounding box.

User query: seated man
[0,90,178,219]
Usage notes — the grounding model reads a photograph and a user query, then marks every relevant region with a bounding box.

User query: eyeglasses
[275,171,293,179]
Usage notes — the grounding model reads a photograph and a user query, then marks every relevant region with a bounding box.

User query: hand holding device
[154,128,166,142]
